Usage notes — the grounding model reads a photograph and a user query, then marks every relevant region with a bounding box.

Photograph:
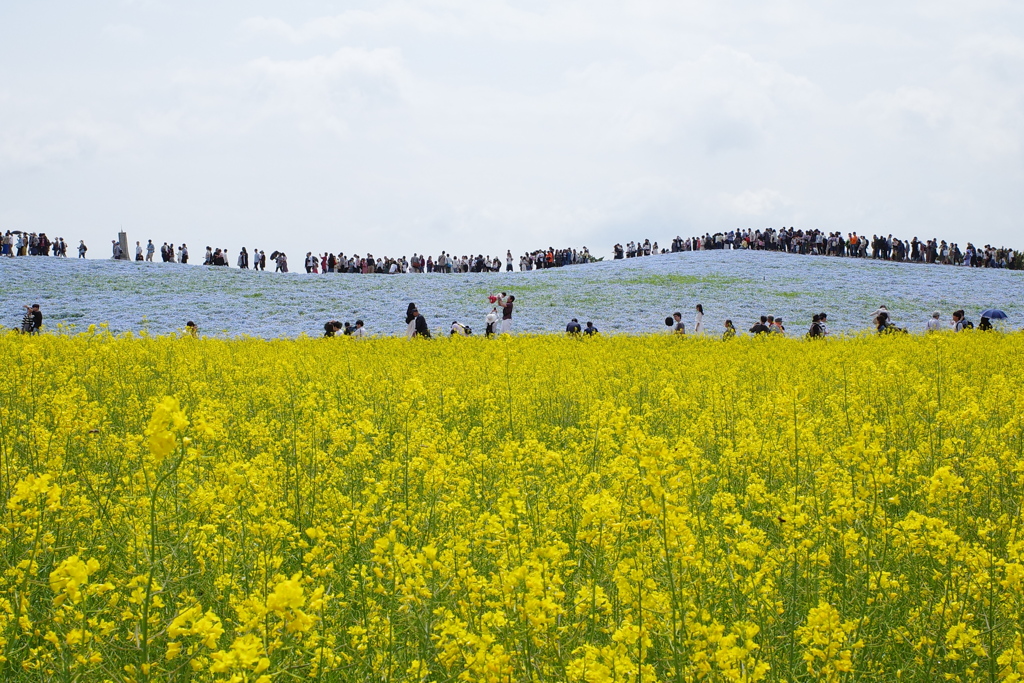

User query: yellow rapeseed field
[2,329,1024,682]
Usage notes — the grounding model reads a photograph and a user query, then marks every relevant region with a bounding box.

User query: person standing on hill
[78,240,87,258]
[694,304,705,334]
[146,240,155,261]
[501,295,515,334]
[406,305,430,338]
[926,311,943,332]
[749,316,770,335]
[485,309,499,337]
[406,303,419,338]
[21,304,42,334]
[672,312,686,334]
[807,314,824,338]
[952,310,972,332]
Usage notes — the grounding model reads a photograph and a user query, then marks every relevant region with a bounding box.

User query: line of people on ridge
[2,232,71,257]
[614,229,1020,269]
[11,234,597,274]
[11,228,1018,271]
[300,248,595,274]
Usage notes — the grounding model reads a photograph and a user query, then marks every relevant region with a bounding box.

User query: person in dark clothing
[807,314,824,338]
[978,316,993,331]
[500,295,515,334]
[749,316,770,335]
[412,310,430,338]
[584,321,598,336]
[566,318,582,335]
[21,304,42,334]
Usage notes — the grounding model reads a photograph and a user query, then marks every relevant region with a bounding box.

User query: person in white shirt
[926,311,943,332]
[351,320,366,338]
[485,309,499,337]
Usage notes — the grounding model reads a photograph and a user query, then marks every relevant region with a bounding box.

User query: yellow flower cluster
[1,328,1023,681]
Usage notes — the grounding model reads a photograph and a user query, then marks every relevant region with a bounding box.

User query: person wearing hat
[926,311,943,332]
[807,314,824,338]
[485,309,499,337]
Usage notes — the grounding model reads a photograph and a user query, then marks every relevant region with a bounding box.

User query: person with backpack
[20,304,42,334]
[818,312,830,337]
[953,310,973,332]
[807,314,824,338]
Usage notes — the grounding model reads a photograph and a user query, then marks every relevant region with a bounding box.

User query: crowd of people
[2,231,71,257]
[615,229,1022,269]
[2,232,603,274]
[13,293,1009,341]
[294,247,596,274]
[7,226,1019,271]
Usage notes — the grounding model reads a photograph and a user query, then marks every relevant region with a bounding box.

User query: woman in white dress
[694,304,705,334]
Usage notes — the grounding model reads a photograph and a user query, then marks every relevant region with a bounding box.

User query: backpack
[962,320,974,330]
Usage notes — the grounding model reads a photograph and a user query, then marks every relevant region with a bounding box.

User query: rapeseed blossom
[0,329,1022,680]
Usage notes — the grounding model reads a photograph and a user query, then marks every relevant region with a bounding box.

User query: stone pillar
[118,231,130,261]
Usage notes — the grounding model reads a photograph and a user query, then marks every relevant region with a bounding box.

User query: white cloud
[2,0,1023,257]
[102,23,146,44]
[139,47,412,139]
[0,111,129,169]
[720,189,793,217]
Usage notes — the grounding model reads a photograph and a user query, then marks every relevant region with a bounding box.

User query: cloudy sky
[1,1,1021,260]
